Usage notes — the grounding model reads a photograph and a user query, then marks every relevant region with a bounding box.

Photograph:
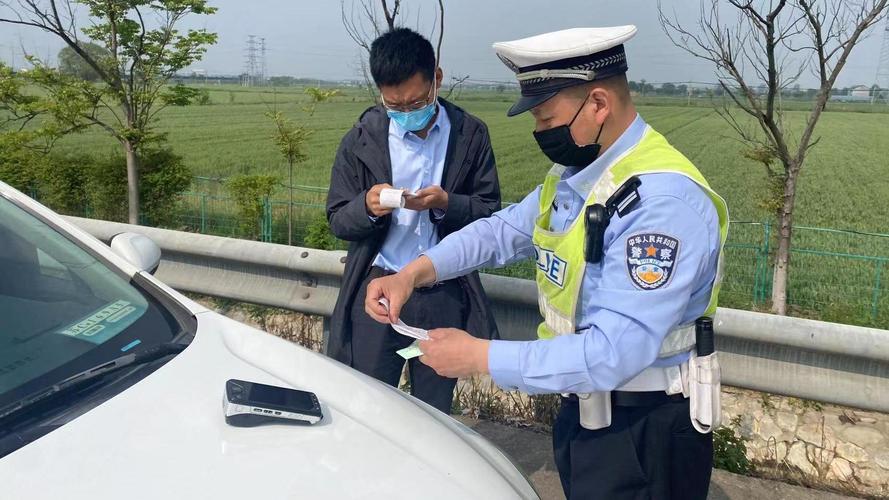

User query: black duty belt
[563,391,686,407]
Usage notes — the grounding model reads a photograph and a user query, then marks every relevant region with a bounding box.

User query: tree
[304,87,343,103]
[225,174,277,241]
[0,0,217,224]
[341,0,401,100]
[266,110,311,245]
[659,0,889,315]
[661,82,677,95]
[57,42,109,81]
[269,75,297,87]
[340,0,446,101]
[0,61,83,191]
[443,74,469,100]
[163,83,210,106]
[2,62,191,222]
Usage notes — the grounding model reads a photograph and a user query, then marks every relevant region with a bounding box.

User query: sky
[0,0,886,88]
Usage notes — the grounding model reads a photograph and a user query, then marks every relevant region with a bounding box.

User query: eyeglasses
[380,85,435,113]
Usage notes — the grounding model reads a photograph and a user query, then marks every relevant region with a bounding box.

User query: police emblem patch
[626,233,680,290]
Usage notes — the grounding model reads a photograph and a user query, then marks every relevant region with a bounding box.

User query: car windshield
[0,193,184,411]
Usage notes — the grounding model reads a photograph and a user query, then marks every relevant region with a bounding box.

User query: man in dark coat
[325,28,500,413]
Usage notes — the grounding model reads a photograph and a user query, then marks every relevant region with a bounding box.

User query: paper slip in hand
[377,298,429,341]
[397,340,423,360]
[379,188,407,208]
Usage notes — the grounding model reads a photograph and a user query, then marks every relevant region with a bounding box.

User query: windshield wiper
[0,342,187,421]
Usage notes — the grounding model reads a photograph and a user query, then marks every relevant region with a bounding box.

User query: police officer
[364,25,728,500]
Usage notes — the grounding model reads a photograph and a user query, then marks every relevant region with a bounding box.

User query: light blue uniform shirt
[373,103,451,272]
[424,114,721,394]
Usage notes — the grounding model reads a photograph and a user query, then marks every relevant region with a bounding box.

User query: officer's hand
[403,185,448,212]
[364,272,415,324]
[419,328,490,378]
[365,183,395,217]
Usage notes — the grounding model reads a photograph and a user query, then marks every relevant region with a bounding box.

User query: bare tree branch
[796,0,888,165]
[341,0,414,101]
[435,0,444,70]
[799,0,829,88]
[1,1,117,88]
[381,0,399,30]
[443,75,469,100]
[0,16,45,30]
[341,0,372,53]
[357,55,376,101]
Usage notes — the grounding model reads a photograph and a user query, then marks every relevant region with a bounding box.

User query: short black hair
[570,74,631,103]
[369,27,436,87]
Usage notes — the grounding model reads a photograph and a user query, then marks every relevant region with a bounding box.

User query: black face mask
[533,97,605,168]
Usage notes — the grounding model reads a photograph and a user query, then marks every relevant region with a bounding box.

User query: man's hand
[419,328,490,378]
[364,272,416,324]
[365,183,395,217]
[364,255,438,324]
[404,185,448,212]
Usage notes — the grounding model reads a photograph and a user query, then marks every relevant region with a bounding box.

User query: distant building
[851,85,871,98]
[830,85,873,102]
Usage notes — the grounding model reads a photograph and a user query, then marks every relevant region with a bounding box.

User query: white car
[0,180,539,500]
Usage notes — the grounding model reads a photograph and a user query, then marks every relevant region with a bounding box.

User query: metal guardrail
[68,216,889,414]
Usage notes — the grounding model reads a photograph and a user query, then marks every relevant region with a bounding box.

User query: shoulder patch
[626,233,680,290]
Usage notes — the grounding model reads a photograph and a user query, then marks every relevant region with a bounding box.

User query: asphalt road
[456,417,858,500]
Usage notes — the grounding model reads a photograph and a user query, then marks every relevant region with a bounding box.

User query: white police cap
[493,26,637,116]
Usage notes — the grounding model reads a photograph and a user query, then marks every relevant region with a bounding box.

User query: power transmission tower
[874,20,889,104]
[243,35,259,87]
[260,37,267,86]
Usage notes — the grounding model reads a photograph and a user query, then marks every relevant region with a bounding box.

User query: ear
[587,87,611,126]
[435,67,444,90]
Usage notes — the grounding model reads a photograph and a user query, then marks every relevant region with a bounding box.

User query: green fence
[486,221,889,328]
[172,184,335,245]
[37,184,889,330]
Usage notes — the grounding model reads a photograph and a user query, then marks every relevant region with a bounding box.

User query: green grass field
[48,85,889,326]
[53,85,889,231]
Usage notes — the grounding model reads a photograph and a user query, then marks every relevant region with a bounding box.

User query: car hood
[0,311,536,499]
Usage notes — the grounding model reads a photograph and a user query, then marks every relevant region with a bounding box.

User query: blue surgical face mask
[386,101,436,132]
[384,86,438,132]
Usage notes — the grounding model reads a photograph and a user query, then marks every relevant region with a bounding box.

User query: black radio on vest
[584,176,643,264]
[695,317,715,356]
[584,204,608,263]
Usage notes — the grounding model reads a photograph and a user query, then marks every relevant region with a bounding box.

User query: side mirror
[110,232,161,274]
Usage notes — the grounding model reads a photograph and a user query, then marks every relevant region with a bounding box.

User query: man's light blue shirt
[424,114,721,394]
[373,103,450,272]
